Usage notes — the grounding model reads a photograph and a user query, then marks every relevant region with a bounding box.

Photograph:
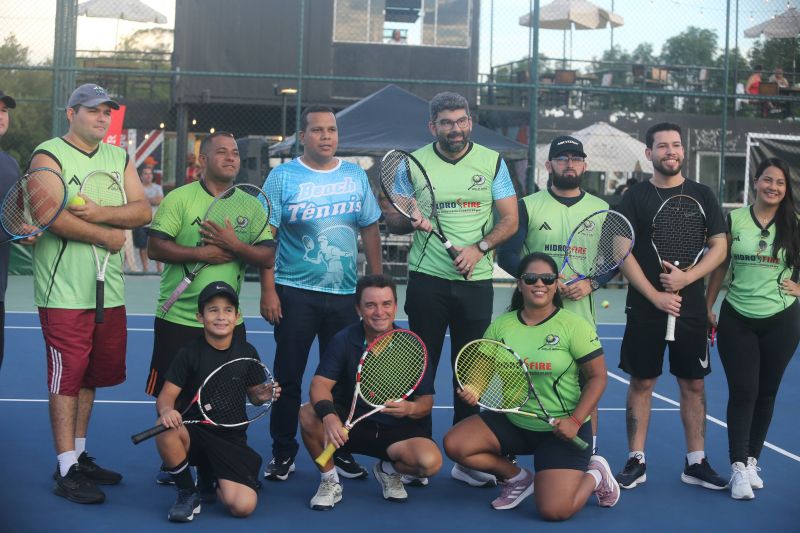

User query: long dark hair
[754,158,800,268]
[508,252,563,311]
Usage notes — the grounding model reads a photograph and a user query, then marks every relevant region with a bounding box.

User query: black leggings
[717,299,800,464]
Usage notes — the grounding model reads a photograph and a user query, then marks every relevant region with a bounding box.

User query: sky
[0,0,796,72]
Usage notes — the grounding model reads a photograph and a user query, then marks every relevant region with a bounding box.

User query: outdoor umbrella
[744,7,800,83]
[519,0,624,68]
[77,0,168,49]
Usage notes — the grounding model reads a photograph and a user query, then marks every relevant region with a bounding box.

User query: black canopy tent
[269,84,527,159]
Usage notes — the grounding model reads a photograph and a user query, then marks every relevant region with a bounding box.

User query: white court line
[606,371,800,463]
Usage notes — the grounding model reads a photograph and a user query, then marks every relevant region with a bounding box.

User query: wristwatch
[478,240,491,254]
[590,279,600,291]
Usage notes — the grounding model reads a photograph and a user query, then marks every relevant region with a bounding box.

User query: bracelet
[569,415,583,427]
[313,400,337,420]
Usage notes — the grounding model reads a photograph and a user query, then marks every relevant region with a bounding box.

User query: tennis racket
[708,326,716,347]
[379,149,466,279]
[0,167,67,243]
[314,328,427,466]
[651,194,707,341]
[131,357,275,445]
[559,210,634,286]
[160,184,271,314]
[301,235,314,259]
[80,170,127,324]
[455,338,589,450]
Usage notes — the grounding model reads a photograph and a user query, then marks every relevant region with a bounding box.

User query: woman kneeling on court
[444,252,619,519]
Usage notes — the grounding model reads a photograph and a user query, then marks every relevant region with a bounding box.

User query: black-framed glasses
[520,273,558,286]
[435,116,470,130]
[551,156,586,165]
[758,229,770,252]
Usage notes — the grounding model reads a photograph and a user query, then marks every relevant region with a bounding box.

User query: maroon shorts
[39,307,127,396]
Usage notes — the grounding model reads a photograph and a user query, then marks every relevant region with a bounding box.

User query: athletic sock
[686,451,705,466]
[321,468,340,483]
[167,459,194,491]
[592,436,598,454]
[380,461,398,475]
[629,451,645,464]
[587,468,602,489]
[58,451,78,477]
[506,468,526,483]
[74,438,86,457]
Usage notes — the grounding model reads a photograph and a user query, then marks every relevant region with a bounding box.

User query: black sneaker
[615,456,647,489]
[264,456,296,481]
[681,458,727,490]
[334,451,368,479]
[75,452,122,485]
[53,464,106,504]
[196,467,217,503]
[168,488,201,522]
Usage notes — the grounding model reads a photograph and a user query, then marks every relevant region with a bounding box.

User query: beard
[652,157,683,177]
[437,129,470,154]
[551,170,581,190]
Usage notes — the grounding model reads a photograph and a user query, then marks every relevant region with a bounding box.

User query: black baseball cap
[67,84,120,110]
[0,90,16,108]
[548,135,587,159]
[197,281,239,312]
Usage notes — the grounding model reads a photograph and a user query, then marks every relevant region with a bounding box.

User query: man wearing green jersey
[29,84,152,504]
[146,132,274,486]
[497,135,607,454]
[385,91,518,487]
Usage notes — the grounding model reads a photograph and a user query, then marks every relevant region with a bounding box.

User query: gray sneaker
[451,463,497,487]
[310,478,343,511]
[373,461,408,502]
[491,468,534,510]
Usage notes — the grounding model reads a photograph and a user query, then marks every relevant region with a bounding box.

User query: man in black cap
[154,280,279,522]
[28,83,151,504]
[497,134,608,456]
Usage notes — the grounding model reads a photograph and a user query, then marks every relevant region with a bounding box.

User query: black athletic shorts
[145,318,246,397]
[619,313,710,379]
[479,411,592,472]
[132,226,149,249]
[335,404,432,462]
[186,425,261,490]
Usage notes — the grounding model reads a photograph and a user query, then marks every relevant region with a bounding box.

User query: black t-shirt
[164,336,260,439]
[617,179,726,318]
[315,322,435,427]
[0,151,21,301]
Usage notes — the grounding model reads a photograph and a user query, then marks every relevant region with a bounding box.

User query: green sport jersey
[725,206,796,318]
[149,181,273,327]
[31,138,128,309]
[521,189,608,324]
[484,308,603,432]
[408,142,516,281]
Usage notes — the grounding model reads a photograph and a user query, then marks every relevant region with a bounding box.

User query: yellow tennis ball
[601,300,610,309]
[68,195,86,206]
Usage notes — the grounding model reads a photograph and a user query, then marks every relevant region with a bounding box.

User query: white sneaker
[310,478,343,511]
[746,457,764,489]
[400,474,429,486]
[730,462,755,500]
[451,464,497,487]
[373,462,408,502]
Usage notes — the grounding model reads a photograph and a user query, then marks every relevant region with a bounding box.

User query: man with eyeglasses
[385,91,518,488]
[497,135,608,457]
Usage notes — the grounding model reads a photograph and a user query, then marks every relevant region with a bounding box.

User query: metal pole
[720,0,732,203]
[51,0,65,137]
[281,93,288,139]
[527,0,540,195]
[293,0,306,157]
[174,104,188,188]
[610,0,615,50]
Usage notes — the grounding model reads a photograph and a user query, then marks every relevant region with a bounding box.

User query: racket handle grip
[160,276,192,314]
[571,435,589,450]
[443,240,469,281]
[665,314,677,342]
[314,428,349,467]
[95,279,104,324]
[131,423,169,445]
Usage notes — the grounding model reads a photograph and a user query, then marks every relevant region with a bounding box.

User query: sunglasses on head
[520,273,558,285]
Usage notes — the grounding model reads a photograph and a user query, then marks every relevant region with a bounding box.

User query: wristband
[313,400,337,420]
[569,415,583,427]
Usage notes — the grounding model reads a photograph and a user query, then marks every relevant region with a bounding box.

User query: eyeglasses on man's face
[435,116,470,130]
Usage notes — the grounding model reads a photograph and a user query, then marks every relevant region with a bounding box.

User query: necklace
[653,179,684,204]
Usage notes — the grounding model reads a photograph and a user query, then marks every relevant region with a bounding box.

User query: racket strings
[653,197,706,267]
[456,342,529,410]
[359,332,426,405]
[566,212,633,277]
[2,170,65,234]
[81,172,125,207]
[199,360,272,425]
[379,152,433,220]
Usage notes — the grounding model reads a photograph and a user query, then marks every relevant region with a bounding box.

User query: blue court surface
[1,301,798,532]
